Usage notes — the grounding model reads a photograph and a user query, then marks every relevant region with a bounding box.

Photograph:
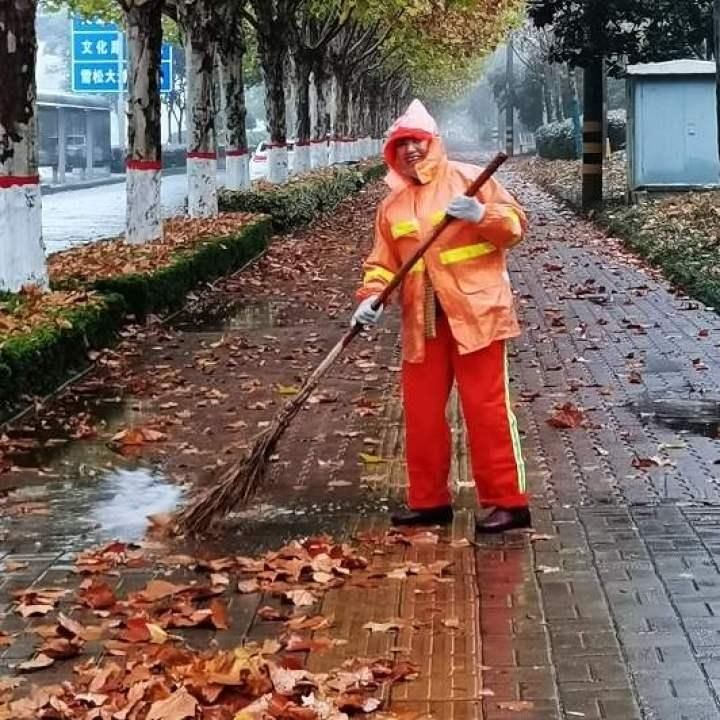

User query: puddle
[172,299,287,332]
[637,391,720,438]
[89,467,181,541]
[1,392,182,546]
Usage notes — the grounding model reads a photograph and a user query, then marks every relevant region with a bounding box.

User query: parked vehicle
[249,140,296,181]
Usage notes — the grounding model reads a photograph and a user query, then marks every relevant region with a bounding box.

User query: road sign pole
[118,32,126,151]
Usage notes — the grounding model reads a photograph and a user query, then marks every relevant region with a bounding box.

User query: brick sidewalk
[4,168,720,718]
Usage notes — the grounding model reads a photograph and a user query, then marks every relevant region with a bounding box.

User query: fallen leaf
[79,580,116,610]
[258,606,287,622]
[363,621,403,633]
[529,533,555,542]
[146,687,198,720]
[547,402,586,429]
[536,565,561,574]
[136,579,191,602]
[497,701,535,711]
[39,637,83,659]
[277,384,300,396]
[17,603,54,618]
[359,452,386,464]
[2,561,28,572]
[284,590,317,607]
[16,653,55,672]
[237,579,261,594]
[57,613,89,640]
[210,599,229,630]
[110,426,167,448]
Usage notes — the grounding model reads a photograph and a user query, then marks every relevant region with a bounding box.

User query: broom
[175,152,509,535]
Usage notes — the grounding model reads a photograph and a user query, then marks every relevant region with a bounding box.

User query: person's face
[395,137,430,179]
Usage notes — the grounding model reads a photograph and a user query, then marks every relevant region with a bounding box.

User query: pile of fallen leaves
[48,213,260,285]
[513,151,627,205]
[0,285,105,344]
[0,534,439,719]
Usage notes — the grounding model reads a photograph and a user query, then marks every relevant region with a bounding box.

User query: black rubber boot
[476,507,532,534]
[390,505,454,527]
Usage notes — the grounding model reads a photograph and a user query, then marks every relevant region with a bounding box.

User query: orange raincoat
[357,100,529,511]
[357,100,528,364]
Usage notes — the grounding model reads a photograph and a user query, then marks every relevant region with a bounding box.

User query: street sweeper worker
[351,99,530,534]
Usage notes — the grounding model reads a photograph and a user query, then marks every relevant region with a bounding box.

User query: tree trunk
[258,37,288,183]
[368,84,381,156]
[554,66,565,121]
[715,0,720,163]
[543,66,555,123]
[217,19,249,191]
[177,107,184,145]
[505,33,514,157]
[125,0,164,244]
[293,55,312,174]
[0,0,47,291]
[582,58,604,208]
[311,63,331,168]
[335,74,352,163]
[180,1,219,218]
[568,66,582,159]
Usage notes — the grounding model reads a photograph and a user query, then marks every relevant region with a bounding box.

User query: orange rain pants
[402,312,527,510]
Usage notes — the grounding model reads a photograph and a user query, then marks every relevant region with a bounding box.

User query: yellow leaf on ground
[359,452,386,464]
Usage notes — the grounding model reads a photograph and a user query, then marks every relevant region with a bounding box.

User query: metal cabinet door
[636,79,685,186]
[683,78,720,185]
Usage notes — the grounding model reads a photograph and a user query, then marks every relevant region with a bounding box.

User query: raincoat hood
[383,99,447,191]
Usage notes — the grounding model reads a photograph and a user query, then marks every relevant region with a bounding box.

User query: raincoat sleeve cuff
[478,204,527,248]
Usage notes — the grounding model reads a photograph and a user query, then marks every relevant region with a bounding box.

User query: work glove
[447,195,486,224]
[352,296,384,327]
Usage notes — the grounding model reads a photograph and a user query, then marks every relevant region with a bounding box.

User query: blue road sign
[72,17,119,33]
[71,16,174,94]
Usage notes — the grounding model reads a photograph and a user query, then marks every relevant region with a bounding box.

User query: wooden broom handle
[370,151,509,311]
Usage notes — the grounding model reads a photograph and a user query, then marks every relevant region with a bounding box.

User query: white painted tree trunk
[125,0,163,244]
[329,139,340,166]
[217,9,250,192]
[311,140,328,168]
[0,2,47,291]
[185,34,217,217]
[293,143,311,174]
[268,146,289,183]
[126,163,162,243]
[226,152,250,190]
[0,181,45,292]
[188,156,218,215]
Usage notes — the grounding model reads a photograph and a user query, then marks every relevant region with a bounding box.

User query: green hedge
[535,111,626,161]
[90,217,272,318]
[600,205,720,311]
[1,219,271,417]
[0,293,126,419]
[219,162,386,233]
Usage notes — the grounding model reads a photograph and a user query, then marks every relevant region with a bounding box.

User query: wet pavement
[42,171,226,253]
[5,164,720,717]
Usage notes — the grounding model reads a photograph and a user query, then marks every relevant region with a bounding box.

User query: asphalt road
[42,171,226,254]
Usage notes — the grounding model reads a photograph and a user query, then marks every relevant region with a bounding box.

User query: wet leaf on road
[547,402,586,429]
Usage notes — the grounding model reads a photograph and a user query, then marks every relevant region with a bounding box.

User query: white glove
[447,195,486,223]
[352,296,384,327]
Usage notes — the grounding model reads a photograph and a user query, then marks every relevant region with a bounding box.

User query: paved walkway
[4,164,720,718]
